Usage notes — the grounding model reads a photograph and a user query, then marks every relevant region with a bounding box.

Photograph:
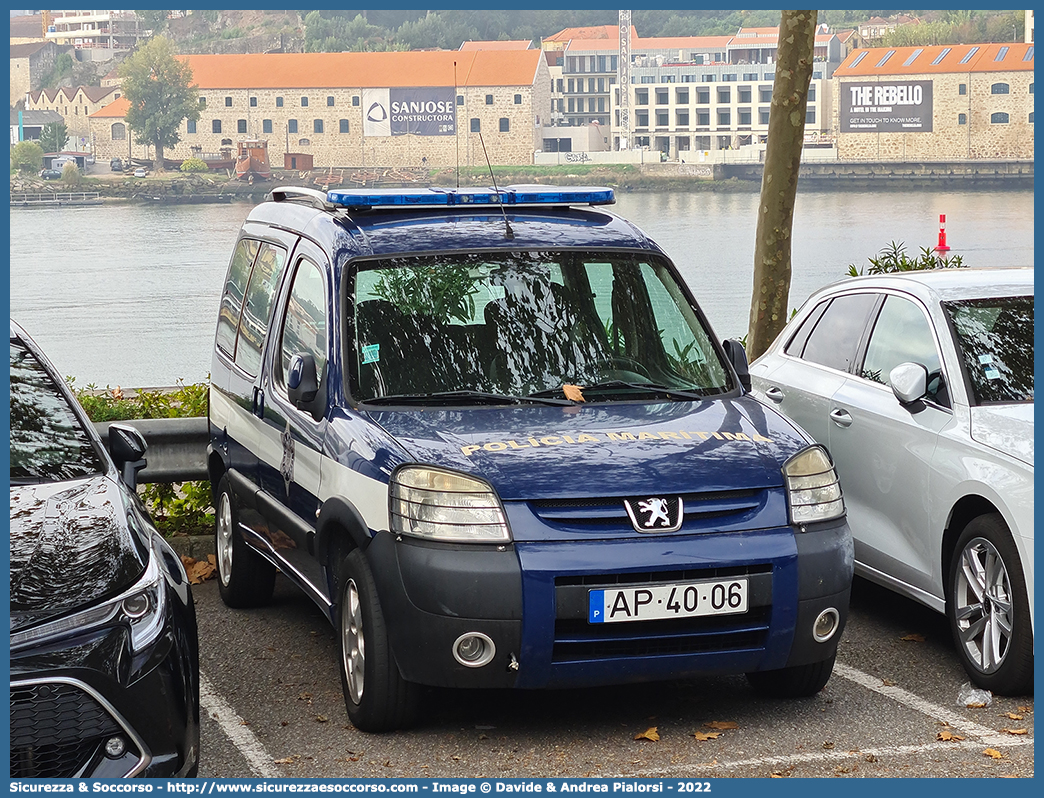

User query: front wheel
[746,655,835,698]
[338,549,419,732]
[214,475,276,608]
[947,514,1033,695]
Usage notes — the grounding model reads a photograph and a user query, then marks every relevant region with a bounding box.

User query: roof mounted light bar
[324,185,615,210]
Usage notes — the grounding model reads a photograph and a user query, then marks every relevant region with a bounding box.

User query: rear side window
[796,293,878,372]
[215,238,260,356]
[233,243,288,377]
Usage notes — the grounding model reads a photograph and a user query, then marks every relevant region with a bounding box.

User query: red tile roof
[459,40,532,51]
[90,96,130,118]
[544,25,620,42]
[835,42,1034,76]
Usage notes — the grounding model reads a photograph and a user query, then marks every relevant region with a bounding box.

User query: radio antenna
[478,131,513,240]
[453,60,460,189]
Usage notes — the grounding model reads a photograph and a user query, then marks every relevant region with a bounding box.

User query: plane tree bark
[746,10,817,360]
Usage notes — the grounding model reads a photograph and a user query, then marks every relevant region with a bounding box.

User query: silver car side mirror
[890,362,928,405]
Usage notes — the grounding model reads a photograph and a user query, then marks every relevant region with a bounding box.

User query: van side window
[234,242,288,376]
[278,258,328,390]
[215,238,260,357]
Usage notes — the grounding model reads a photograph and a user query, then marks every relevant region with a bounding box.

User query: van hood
[368,397,811,501]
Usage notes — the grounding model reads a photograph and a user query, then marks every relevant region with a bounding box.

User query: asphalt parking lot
[193,574,1033,779]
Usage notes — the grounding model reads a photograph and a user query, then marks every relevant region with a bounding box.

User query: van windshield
[349,251,732,404]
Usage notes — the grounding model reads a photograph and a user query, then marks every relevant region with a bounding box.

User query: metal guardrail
[94,417,209,484]
[11,192,103,206]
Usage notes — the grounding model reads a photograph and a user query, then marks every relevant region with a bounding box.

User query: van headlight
[784,445,845,525]
[390,466,511,543]
[10,542,167,654]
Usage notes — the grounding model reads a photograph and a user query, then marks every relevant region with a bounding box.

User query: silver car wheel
[342,578,365,704]
[216,491,234,588]
[953,536,1013,674]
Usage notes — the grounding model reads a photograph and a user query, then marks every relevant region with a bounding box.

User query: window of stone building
[1029,83,1034,94]
[470,118,480,132]
[301,96,309,107]
[556,79,563,93]
[499,117,509,132]
[636,88,648,105]
[717,110,730,125]
[111,122,125,140]
[676,87,689,104]
[353,96,360,106]
[655,89,669,105]
[990,112,1009,124]
[717,87,730,103]
[221,138,232,146]
[485,94,494,105]
[702,74,716,83]
[958,114,967,125]
[250,97,257,107]
[456,95,464,105]
[298,139,310,146]
[327,96,335,106]
[959,83,967,95]
[694,135,710,150]
[514,94,522,104]
[237,119,247,133]
[696,88,710,104]
[225,96,232,107]
[808,85,816,101]
[598,97,605,113]
[656,110,669,127]
[743,73,758,81]
[263,119,273,133]
[738,87,751,103]
[339,119,349,133]
[991,83,1010,95]
[760,86,772,103]
[568,98,575,113]
[568,78,575,93]
[759,108,770,125]
[635,109,649,127]
[805,108,815,124]
[1030,112,1035,123]
[288,119,298,133]
[697,111,710,126]
[212,119,222,133]
[199,97,206,108]
[314,119,324,133]
[187,120,196,134]
[276,97,284,107]
[676,109,689,126]
[739,109,751,125]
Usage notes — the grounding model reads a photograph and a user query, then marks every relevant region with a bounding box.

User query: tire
[746,655,835,698]
[338,549,419,732]
[214,475,276,608]
[947,514,1033,695]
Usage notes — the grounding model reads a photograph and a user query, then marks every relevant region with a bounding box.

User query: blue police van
[207,185,853,732]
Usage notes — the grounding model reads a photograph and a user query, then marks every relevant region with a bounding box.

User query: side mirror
[890,362,928,405]
[109,423,148,489]
[722,338,751,393]
[288,354,325,421]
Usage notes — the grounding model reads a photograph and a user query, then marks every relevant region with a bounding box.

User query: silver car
[750,268,1033,695]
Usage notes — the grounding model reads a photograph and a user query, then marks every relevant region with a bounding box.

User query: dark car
[9,321,200,778]
[208,185,853,732]
[39,168,62,180]
[110,158,124,172]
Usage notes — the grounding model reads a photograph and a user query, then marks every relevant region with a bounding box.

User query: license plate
[589,578,748,624]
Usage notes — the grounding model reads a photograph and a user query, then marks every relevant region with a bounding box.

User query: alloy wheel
[342,579,365,703]
[953,536,1013,674]
[216,492,233,588]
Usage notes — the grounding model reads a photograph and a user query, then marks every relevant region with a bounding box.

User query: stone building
[10,41,59,107]
[26,85,122,142]
[833,42,1034,161]
[88,50,552,169]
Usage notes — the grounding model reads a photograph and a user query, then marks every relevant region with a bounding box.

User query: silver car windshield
[349,251,731,403]
[945,296,1033,405]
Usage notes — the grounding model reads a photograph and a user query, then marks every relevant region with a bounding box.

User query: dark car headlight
[10,541,167,654]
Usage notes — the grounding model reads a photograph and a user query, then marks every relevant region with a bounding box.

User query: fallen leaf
[1016,706,1032,713]
[315,715,328,723]
[186,558,216,584]
[938,729,964,742]
[881,678,896,687]
[1001,728,1028,736]
[693,731,722,741]
[563,384,585,402]
[274,756,298,765]
[111,386,124,400]
[634,727,660,742]
[899,633,925,642]
[865,754,878,763]
[703,721,739,730]
[1004,713,1024,721]
[207,554,217,566]
[967,702,987,709]
[983,748,1005,759]
[822,741,835,750]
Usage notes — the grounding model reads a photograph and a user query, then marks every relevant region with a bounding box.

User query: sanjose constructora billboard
[840,80,933,133]
[362,88,456,136]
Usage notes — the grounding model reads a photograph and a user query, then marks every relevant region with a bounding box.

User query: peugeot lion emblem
[624,496,684,533]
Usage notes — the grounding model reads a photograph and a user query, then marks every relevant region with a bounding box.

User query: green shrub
[180,156,210,173]
[60,162,82,185]
[11,141,44,174]
[69,379,213,536]
[848,241,965,276]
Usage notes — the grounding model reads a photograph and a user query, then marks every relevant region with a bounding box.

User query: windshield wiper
[532,380,709,402]
[364,390,572,407]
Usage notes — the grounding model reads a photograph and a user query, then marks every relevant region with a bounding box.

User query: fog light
[104,736,126,759]
[812,608,840,643]
[452,632,496,668]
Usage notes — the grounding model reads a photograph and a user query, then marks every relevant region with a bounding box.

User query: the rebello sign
[362,88,456,137]
[840,80,933,133]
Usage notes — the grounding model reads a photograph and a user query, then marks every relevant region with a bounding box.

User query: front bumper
[367,517,852,689]
[9,578,200,778]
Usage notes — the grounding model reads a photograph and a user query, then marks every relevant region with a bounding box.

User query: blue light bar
[325,185,615,210]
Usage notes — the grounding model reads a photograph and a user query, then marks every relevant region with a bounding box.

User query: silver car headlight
[784,445,845,525]
[10,542,167,654]
[389,466,511,543]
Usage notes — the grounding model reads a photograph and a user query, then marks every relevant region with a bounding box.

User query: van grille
[531,489,764,529]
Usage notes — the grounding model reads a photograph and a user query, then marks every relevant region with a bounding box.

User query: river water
[9,187,1034,387]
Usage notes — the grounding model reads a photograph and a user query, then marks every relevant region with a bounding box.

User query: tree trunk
[154,141,165,171]
[746,10,817,360]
